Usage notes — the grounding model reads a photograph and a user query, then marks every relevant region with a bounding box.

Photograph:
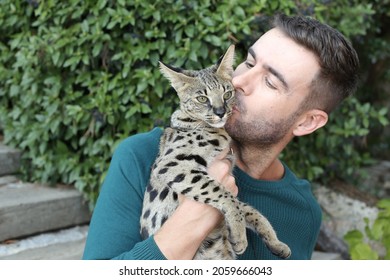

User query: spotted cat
[140,45,291,259]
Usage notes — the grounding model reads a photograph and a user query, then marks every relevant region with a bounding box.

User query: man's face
[225,28,320,147]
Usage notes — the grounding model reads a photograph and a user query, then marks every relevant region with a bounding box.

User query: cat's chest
[163,128,230,162]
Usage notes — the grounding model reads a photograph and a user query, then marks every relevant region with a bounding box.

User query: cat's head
[159,45,235,128]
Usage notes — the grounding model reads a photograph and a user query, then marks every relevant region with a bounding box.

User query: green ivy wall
[0,0,388,208]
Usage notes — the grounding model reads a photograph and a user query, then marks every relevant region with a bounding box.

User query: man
[83,14,359,260]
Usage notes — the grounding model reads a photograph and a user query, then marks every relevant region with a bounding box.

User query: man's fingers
[222,175,238,196]
[215,147,231,160]
[208,156,233,179]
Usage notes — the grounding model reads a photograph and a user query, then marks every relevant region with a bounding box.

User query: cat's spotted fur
[140,45,291,259]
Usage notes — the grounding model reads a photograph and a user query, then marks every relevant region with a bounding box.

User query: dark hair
[272,14,360,113]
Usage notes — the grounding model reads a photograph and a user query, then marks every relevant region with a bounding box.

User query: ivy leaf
[377,199,390,212]
[344,230,364,248]
[350,243,378,260]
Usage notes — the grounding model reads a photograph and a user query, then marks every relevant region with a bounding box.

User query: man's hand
[208,147,238,196]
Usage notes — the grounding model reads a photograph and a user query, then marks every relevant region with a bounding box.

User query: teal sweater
[83,128,322,260]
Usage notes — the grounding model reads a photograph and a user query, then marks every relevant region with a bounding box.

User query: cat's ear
[216,45,235,80]
[159,62,196,92]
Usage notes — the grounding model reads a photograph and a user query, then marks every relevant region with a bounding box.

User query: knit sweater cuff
[131,236,167,260]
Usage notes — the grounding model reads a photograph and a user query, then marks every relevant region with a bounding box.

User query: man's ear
[293,109,328,136]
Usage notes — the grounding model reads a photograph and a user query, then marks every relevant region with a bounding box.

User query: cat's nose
[213,107,226,118]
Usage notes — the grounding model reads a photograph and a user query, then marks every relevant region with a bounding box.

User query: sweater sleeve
[82,128,167,260]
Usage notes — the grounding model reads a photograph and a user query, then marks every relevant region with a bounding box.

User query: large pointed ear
[293,109,328,136]
[216,45,235,80]
[159,61,196,93]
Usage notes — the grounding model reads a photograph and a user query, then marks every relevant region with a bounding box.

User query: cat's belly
[140,185,178,239]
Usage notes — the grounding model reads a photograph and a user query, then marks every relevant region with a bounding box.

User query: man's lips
[232,100,241,113]
[233,91,242,113]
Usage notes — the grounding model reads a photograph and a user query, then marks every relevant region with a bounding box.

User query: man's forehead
[250,28,320,89]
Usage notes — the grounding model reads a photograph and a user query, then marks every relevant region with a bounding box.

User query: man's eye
[245,61,254,68]
[265,77,277,90]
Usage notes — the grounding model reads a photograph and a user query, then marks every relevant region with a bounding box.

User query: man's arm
[83,130,166,260]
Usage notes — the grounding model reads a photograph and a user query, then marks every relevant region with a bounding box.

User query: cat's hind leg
[242,203,291,259]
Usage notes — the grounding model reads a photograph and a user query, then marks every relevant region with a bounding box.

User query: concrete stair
[0,141,90,260]
[0,142,21,176]
[0,225,88,260]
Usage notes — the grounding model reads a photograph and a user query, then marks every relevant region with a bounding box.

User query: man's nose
[232,67,253,96]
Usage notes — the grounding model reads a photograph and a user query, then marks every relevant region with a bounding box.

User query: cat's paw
[232,239,248,255]
[267,241,291,259]
[227,221,248,255]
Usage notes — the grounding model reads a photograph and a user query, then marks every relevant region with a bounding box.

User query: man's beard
[225,103,300,149]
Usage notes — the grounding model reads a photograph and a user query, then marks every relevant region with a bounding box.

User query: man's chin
[224,115,236,130]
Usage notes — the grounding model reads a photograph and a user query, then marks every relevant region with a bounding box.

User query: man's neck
[231,141,286,181]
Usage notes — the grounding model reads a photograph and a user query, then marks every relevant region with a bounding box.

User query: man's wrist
[154,198,222,259]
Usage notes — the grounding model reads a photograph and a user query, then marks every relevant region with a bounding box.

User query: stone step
[0,226,88,260]
[0,180,91,242]
[311,251,342,260]
[0,142,21,176]
[0,175,19,186]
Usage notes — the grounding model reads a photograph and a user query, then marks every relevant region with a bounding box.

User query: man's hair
[273,14,360,113]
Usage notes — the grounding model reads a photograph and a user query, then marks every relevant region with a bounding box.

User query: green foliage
[0,0,389,208]
[282,97,389,182]
[0,0,268,207]
[344,199,390,260]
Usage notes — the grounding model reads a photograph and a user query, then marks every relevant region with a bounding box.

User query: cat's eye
[223,91,233,100]
[196,96,208,103]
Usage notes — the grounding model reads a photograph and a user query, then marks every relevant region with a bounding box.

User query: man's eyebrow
[248,47,256,59]
[248,47,289,91]
[264,65,289,91]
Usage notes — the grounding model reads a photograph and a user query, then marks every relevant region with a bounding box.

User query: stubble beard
[225,104,300,150]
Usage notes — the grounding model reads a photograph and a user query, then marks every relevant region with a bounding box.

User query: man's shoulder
[113,127,163,162]
[283,162,321,208]
[120,127,163,149]
[282,162,310,186]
